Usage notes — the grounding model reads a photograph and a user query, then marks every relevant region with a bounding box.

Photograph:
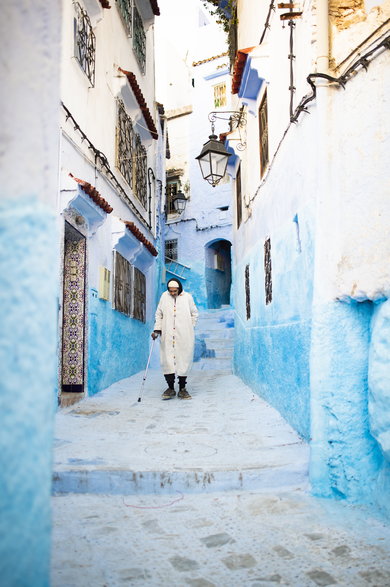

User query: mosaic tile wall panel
[62,226,86,393]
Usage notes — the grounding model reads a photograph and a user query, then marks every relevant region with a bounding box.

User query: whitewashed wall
[232,0,390,511]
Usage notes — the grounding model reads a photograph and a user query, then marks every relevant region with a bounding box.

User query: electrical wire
[259,0,276,45]
[62,102,154,229]
[246,33,390,209]
[291,33,390,123]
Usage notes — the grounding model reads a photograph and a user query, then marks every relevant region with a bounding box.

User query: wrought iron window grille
[236,164,242,228]
[245,264,251,320]
[116,0,146,72]
[74,2,96,86]
[116,100,135,189]
[133,3,146,73]
[259,91,269,178]
[133,267,146,322]
[116,0,133,36]
[166,180,180,216]
[165,239,178,262]
[134,134,148,208]
[116,100,148,208]
[264,238,272,305]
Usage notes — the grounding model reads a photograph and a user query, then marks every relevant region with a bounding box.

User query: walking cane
[137,337,156,403]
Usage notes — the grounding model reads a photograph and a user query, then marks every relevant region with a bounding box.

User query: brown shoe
[178,388,192,399]
[162,388,176,400]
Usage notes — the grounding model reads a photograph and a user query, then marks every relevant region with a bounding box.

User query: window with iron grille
[116,100,147,208]
[264,238,272,305]
[259,91,269,178]
[73,2,96,86]
[133,134,147,208]
[133,3,146,73]
[133,267,146,322]
[117,100,135,188]
[113,252,147,321]
[113,251,132,316]
[213,83,227,108]
[245,264,251,320]
[116,0,146,72]
[117,0,133,36]
[165,239,178,262]
[236,164,242,228]
[166,179,179,215]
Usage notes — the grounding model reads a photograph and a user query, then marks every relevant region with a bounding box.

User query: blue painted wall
[166,228,233,311]
[233,205,390,513]
[368,299,390,515]
[234,316,311,440]
[88,296,152,395]
[233,211,314,440]
[167,257,207,309]
[310,300,387,508]
[0,198,58,586]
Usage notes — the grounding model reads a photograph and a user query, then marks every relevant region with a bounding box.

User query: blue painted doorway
[205,239,232,309]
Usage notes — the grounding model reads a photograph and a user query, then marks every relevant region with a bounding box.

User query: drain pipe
[316,0,330,75]
[309,0,336,498]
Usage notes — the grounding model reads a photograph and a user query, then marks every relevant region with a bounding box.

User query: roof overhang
[232,47,265,114]
[112,217,157,272]
[116,68,158,144]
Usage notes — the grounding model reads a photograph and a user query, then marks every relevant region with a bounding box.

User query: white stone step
[205,337,234,348]
[196,328,234,339]
[192,357,232,371]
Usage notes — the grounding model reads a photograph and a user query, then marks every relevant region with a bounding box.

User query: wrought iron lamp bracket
[208,109,247,151]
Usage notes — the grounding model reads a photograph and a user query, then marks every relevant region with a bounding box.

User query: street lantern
[195,110,246,187]
[172,190,187,213]
[196,133,232,188]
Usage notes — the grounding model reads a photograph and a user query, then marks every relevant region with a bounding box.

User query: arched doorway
[205,239,232,309]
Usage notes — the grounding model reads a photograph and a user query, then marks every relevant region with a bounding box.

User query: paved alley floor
[51,370,390,586]
[53,370,309,495]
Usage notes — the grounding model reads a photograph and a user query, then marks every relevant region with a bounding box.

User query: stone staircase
[193,306,234,372]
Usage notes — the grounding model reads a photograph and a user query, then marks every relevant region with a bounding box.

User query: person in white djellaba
[152,278,198,400]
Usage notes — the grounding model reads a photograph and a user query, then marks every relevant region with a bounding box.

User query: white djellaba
[154,279,198,375]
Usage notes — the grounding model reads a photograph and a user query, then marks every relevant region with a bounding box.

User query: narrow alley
[51,369,390,586]
[2,1,390,585]
[51,315,390,586]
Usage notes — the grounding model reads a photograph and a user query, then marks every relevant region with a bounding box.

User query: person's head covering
[167,278,183,294]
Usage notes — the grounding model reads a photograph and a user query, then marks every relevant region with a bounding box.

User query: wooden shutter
[114,251,131,316]
[133,267,146,322]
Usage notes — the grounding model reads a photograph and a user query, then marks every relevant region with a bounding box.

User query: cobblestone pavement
[51,370,390,586]
[52,490,390,586]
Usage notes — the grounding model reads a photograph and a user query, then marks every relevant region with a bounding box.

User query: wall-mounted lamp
[172,189,187,213]
[196,110,247,187]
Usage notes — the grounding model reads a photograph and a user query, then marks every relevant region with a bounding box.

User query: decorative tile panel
[62,224,86,393]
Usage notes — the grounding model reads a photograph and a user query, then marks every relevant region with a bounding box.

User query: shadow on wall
[205,239,232,309]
